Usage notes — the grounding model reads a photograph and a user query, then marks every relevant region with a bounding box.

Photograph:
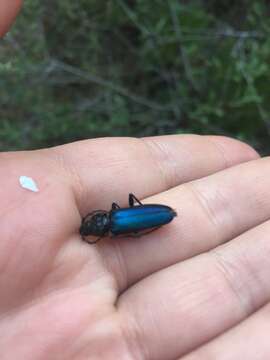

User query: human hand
[1,135,266,359]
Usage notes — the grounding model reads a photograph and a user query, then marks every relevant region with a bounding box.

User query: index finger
[50,135,258,215]
[0,0,22,37]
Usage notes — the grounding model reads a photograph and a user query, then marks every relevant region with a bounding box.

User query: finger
[118,218,270,360]
[182,302,270,360]
[0,0,22,37]
[106,156,270,291]
[51,135,258,214]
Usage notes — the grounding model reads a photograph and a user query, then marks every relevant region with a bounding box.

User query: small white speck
[19,176,39,193]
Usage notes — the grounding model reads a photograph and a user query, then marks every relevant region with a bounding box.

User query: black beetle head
[80,210,110,237]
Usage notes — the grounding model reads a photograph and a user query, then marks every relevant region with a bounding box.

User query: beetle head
[80,210,110,237]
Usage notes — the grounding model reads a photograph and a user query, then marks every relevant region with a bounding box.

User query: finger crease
[110,241,129,293]
[142,138,177,190]
[209,250,252,317]
[119,310,148,360]
[206,137,231,169]
[187,182,221,241]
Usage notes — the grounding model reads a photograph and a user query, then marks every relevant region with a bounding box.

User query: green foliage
[1,0,270,152]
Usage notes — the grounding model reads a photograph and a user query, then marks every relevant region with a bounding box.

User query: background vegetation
[1,0,270,153]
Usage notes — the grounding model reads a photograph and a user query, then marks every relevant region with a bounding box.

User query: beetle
[80,193,177,244]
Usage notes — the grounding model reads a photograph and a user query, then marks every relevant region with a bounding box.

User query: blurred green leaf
[0,0,270,153]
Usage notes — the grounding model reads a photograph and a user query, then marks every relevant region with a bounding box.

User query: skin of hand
[2,4,270,360]
[3,133,270,360]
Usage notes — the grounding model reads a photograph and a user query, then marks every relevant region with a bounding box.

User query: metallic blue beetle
[80,193,177,244]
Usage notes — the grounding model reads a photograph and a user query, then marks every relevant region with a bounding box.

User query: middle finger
[104,157,270,290]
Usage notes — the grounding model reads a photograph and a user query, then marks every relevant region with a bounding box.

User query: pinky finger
[182,302,270,360]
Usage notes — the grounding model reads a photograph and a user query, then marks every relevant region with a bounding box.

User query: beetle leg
[112,202,121,210]
[129,193,143,207]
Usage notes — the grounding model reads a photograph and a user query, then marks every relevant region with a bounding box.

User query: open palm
[3,135,270,360]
